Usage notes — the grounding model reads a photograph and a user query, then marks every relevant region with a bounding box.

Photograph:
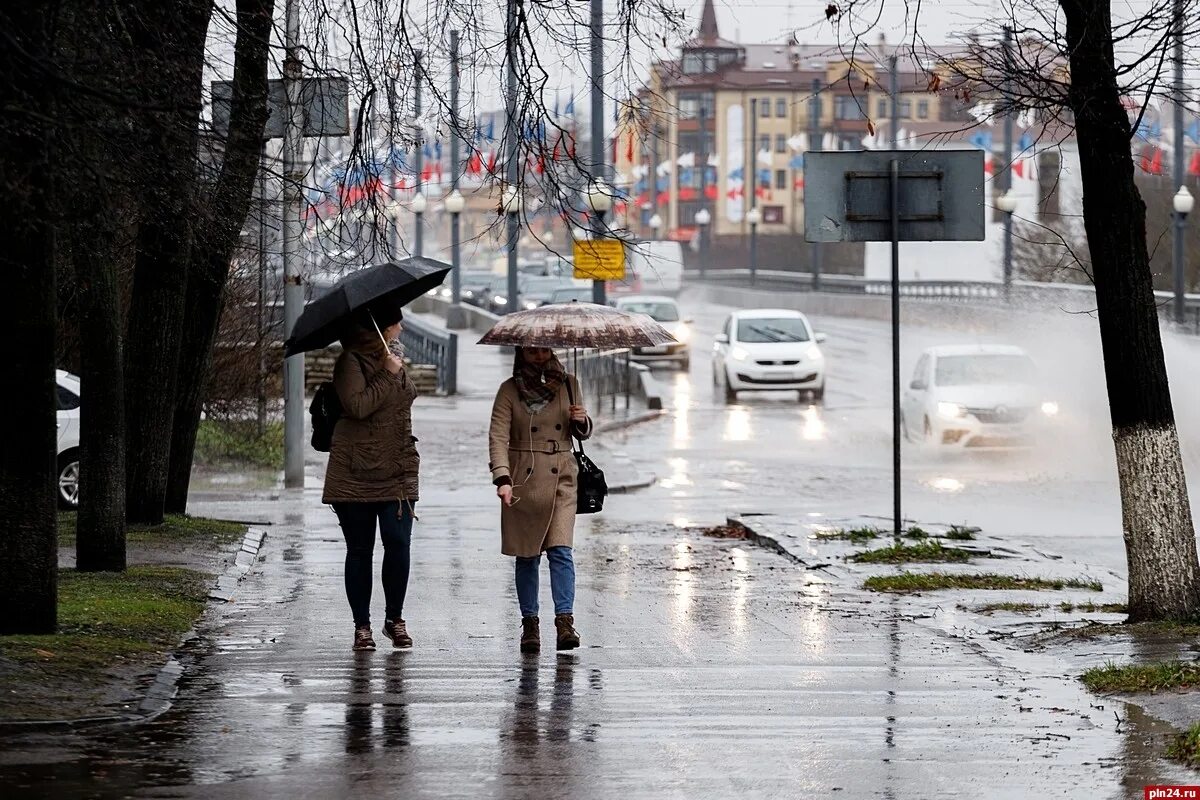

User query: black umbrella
[283,258,451,356]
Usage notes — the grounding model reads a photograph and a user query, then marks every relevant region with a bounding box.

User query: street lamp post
[648,213,663,239]
[445,189,467,328]
[411,191,428,257]
[1174,185,1194,324]
[587,179,613,304]
[694,207,711,278]
[503,185,522,314]
[996,189,1017,299]
[746,206,762,286]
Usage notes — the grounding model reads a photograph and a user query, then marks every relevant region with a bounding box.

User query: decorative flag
[704,185,718,201]
[1018,131,1034,152]
[968,131,993,151]
[788,154,804,170]
[1139,146,1164,175]
[626,131,634,163]
[1186,119,1200,144]
[1188,151,1200,176]
[564,94,575,117]
[677,151,696,168]
[787,133,808,152]
[485,117,496,142]
[756,149,772,166]
[553,92,560,119]
[707,154,719,167]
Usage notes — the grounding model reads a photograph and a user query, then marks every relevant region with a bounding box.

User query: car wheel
[810,384,825,403]
[711,362,720,386]
[901,413,911,442]
[723,371,737,403]
[679,358,690,371]
[923,417,935,445]
[58,450,80,510]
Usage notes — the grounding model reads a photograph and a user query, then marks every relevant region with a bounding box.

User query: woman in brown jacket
[322,305,420,652]
[489,347,592,653]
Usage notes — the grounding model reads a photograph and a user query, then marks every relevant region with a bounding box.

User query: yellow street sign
[573,238,626,281]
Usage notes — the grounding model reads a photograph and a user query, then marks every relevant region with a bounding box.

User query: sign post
[804,150,985,538]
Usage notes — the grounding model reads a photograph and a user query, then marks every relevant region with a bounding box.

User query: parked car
[625,240,684,295]
[712,309,826,402]
[459,269,496,307]
[56,370,81,509]
[901,345,1060,448]
[614,295,692,369]
[543,286,594,305]
[487,275,576,313]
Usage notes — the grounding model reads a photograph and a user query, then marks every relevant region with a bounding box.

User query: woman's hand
[497,484,515,507]
[568,405,588,423]
[383,354,404,375]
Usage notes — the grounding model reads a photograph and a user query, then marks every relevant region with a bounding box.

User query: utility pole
[1001,27,1015,298]
[699,103,708,234]
[809,78,823,290]
[281,0,304,488]
[413,51,424,258]
[1173,0,1187,324]
[749,98,759,278]
[446,30,468,329]
[590,0,607,305]
[889,53,899,148]
[505,0,520,314]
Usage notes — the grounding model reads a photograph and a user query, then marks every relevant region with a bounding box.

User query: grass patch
[1081,660,1200,694]
[701,524,747,539]
[1168,723,1200,769]
[57,513,245,548]
[904,526,930,540]
[850,540,972,564]
[195,419,282,468]
[864,571,1104,593]
[0,566,210,673]
[815,525,882,543]
[945,525,980,541]
[975,602,1049,614]
[1059,602,1128,614]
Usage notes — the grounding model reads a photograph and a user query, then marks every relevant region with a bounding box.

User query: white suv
[56,370,81,509]
[712,309,827,402]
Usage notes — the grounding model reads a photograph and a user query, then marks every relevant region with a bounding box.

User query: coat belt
[509,439,570,454]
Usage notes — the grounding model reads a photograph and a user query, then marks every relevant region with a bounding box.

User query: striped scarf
[513,350,566,413]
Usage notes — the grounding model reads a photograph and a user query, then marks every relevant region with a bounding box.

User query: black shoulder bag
[564,378,607,514]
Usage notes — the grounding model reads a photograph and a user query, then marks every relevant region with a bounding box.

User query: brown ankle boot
[555,614,580,650]
[520,617,540,653]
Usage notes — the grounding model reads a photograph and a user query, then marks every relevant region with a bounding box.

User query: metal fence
[686,269,1200,334]
[572,348,634,415]
[400,316,458,395]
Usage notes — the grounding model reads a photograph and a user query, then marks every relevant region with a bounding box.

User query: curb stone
[0,525,269,734]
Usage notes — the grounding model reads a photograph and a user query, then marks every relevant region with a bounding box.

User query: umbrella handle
[368,311,390,352]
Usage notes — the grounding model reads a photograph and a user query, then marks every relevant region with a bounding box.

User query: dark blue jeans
[333,501,414,626]
[515,546,575,617]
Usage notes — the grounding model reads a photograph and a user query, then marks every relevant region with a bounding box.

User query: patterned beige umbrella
[477,301,677,348]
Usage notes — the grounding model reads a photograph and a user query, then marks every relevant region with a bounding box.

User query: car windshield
[522,278,568,293]
[934,354,1037,386]
[620,302,680,322]
[737,317,809,343]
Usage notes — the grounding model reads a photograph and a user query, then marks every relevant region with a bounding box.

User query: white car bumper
[930,415,1042,448]
[632,342,689,364]
[726,360,824,391]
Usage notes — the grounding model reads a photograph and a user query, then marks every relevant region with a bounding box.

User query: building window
[682,53,702,74]
[760,98,771,117]
[898,99,912,119]
[877,99,887,118]
[758,134,771,154]
[704,52,718,72]
[763,205,784,224]
[834,96,865,120]
[775,98,787,117]
[775,134,787,153]
[678,92,714,121]
[917,100,930,119]
[775,169,787,190]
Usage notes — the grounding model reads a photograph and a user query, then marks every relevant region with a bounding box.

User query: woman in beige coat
[489,347,592,653]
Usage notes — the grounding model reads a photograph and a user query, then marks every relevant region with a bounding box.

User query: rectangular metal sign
[573,239,626,281]
[803,150,985,243]
[211,77,350,140]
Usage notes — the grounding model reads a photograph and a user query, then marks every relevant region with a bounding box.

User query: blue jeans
[333,501,415,626]
[515,546,575,617]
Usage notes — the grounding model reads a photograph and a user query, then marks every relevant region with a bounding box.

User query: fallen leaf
[867,119,876,137]
[34,648,55,658]
[927,74,942,93]
[824,3,840,20]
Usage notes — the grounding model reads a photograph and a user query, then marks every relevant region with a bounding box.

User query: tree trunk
[1060,0,1200,621]
[0,6,59,634]
[166,0,275,514]
[122,0,213,525]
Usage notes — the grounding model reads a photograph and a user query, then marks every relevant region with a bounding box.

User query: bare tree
[827,0,1200,620]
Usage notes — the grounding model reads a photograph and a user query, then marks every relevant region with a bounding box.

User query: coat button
[555,423,562,430]
[531,426,538,433]
[551,467,559,474]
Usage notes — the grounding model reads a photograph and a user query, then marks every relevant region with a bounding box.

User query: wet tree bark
[122,0,213,525]
[0,6,59,633]
[1060,0,1200,620]
[166,0,275,514]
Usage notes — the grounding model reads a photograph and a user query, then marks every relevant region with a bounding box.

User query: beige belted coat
[488,376,593,557]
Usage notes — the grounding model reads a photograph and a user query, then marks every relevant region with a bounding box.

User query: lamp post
[586,179,613,304]
[411,191,428,257]
[996,189,1017,299]
[445,189,467,328]
[694,207,711,278]
[746,206,762,286]
[502,185,522,314]
[648,213,663,239]
[1174,185,1194,324]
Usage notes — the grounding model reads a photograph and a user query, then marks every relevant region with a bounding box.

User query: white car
[614,295,692,369]
[712,309,827,402]
[56,370,81,509]
[901,345,1060,448]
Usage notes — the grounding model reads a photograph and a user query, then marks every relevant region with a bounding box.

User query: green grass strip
[1082,660,1200,694]
[864,571,1103,593]
[850,540,972,564]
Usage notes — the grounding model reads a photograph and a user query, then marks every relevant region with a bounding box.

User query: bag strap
[564,375,585,456]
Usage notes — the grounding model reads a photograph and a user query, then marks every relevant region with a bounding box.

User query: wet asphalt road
[3,290,1199,798]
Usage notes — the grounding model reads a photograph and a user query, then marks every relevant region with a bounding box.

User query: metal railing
[400,316,458,395]
[686,268,1200,334]
[573,348,634,415]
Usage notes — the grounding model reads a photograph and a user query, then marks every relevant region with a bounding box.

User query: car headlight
[493,295,507,305]
[805,344,823,360]
[1041,401,1060,417]
[937,401,966,419]
[524,301,539,310]
[439,287,452,298]
[731,347,750,361]
[672,325,690,343]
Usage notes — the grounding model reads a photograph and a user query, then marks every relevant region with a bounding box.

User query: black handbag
[565,378,607,514]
